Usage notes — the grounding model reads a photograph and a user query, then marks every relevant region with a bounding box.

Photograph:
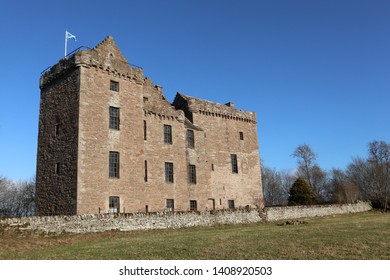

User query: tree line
[0,176,35,217]
[262,140,390,210]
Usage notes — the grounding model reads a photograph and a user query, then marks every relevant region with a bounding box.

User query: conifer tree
[288,178,316,205]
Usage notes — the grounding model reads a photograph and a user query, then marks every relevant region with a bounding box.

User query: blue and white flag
[66,31,77,41]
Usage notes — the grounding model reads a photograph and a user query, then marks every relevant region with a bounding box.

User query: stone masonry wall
[0,202,371,235]
[264,201,372,221]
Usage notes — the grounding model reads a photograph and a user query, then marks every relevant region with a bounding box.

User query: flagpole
[64,29,68,57]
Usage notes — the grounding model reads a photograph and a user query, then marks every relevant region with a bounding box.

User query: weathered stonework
[264,201,372,221]
[1,202,372,235]
[36,36,264,215]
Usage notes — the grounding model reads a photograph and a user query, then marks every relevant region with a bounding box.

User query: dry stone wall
[0,202,372,235]
[264,201,372,221]
[1,209,261,235]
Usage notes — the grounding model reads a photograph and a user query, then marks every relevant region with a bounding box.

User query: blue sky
[0,0,389,180]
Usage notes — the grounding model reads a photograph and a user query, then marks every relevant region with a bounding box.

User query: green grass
[0,211,389,260]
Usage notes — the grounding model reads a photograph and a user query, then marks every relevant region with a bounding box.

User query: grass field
[0,211,389,260]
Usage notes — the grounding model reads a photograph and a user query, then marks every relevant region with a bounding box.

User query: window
[165,162,174,183]
[211,164,215,171]
[110,80,119,92]
[55,116,60,137]
[143,97,149,103]
[164,125,172,144]
[228,200,235,209]
[190,200,197,211]
[144,160,148,182]
[109,107,120,130]
[143,120,147,140]
[188,164,197,184]
[166,199,174,211]
[55,124,60,136]
[109,151,120,178]
[231,154,238,173]
[239,131,244,140]
[55,162,60,175]
[187,129,194,148]
[109,196,120,213]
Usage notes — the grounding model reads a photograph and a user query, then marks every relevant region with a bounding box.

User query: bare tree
[347,141,390,210]
[261,166,295,206]
[292,144,316,190]
[0,176,35,217]
[292,144,331,202]
[331,168,359,204]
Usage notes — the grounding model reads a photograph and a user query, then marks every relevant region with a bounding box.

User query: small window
[109,196,120,213]
[164,125,172,144]
[55,162,60,175]
[190,200,197,211]
[187,129,194,148]
[109,151,120,178]
[55,116,60,137]
[166,199,174,211]
[144,160,148,182]
[143,120,147,140]
[143,97,149,103]
[109,107,120,130]
[231,154,238,173]
[188,164,197,184]
[165,162,174,183]
[55,124,60,137]
[239,131,244,140]
[228,200,235,209]
[110,80,119,92]
[211,164,215,171]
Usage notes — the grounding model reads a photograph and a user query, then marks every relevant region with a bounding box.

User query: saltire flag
[66,31,77,41]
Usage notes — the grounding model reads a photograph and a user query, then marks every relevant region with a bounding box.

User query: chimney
[225,102,234,108]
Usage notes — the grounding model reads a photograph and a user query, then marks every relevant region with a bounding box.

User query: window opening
[231,154,238,173]
[110,80,119,92]
[165,162,174,183]
[164,125,172,144]
[109,106,120,130]
[109,151,120,178]
[188,164,197,184]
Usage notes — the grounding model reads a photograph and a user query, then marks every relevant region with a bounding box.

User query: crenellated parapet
[173,93,257,124]
[40,36,144,90]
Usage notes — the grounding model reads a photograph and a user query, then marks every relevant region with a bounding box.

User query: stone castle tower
[36,36,264,215]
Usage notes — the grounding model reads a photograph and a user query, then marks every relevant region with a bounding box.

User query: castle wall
[36,63,80,215]
[76,65,146,214]
[192,112,264,209]
[36,36,264,215]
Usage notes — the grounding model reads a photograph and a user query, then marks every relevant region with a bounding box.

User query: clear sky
[0,0,389,180]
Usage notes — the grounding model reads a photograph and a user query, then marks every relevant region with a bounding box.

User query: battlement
[173,93,257,124]
[40,36,144,90]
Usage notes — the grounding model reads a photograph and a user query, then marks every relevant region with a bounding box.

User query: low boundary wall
[264,201,372,221]
[0,201,372,235]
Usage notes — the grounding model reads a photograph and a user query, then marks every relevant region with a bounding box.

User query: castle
[35,36,264,215]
